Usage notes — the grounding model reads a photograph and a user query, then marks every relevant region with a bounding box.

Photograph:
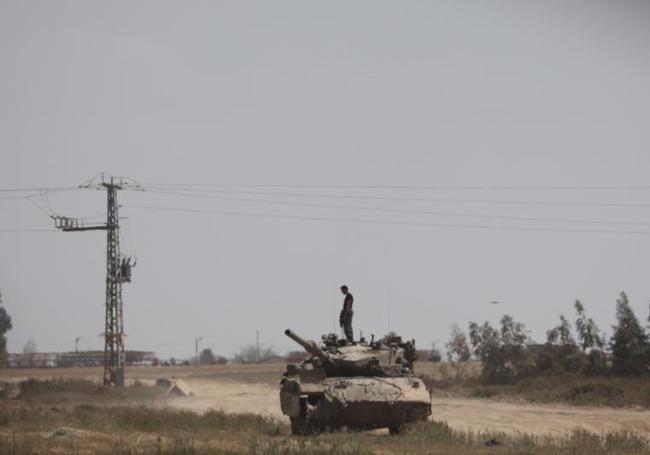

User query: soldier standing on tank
[339,285,354,342]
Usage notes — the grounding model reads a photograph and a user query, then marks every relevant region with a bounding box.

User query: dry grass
[7,362,648,409]
[1,405,649,455]
[464,375,650,408]
[1,377,650,454]
[3,364,650,454]
[3,378,165,407]
[0,364,286,385]
[416,361,482,388]
[416,361,650,409]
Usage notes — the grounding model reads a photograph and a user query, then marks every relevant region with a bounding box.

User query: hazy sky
[1,1,650,360]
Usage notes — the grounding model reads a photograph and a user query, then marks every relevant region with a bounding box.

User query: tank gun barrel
[284,329,332,365]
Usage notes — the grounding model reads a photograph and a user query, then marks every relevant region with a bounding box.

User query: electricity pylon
[54,174,142,387]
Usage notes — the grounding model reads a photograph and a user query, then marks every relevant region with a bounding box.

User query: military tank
[280,329,431,435]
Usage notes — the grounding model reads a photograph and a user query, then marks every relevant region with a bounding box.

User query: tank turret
[284,328,416,377]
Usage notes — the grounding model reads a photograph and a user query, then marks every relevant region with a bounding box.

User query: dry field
[3,363,650,436]
[2,363,650,454]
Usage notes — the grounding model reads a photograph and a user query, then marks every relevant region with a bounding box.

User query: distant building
[5,350,156,368]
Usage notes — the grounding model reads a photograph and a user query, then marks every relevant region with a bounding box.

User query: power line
[143,182,650,191]
[140,186,650,210]
[0,228,56,233]
[41,190,60,217]
[25,196,52,217]
[0,195,36,200]
[123,204,650,236]
[143,189,650,228]
[0,186,78,193]
[0,187,79,200]
[124,217,138,257]
[1,187,82,220]
[1,187,104,226]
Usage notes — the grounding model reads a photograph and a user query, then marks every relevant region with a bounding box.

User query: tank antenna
[387,284,391,333]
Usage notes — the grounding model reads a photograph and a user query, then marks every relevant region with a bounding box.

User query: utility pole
[54,174,141,387]
[256,330,260,363]
[195,337,203,366]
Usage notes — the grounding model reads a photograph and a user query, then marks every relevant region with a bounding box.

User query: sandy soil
[163,379,283,417]
[167,376,650,438]
[4,364,650,438]
[430,397,650,437]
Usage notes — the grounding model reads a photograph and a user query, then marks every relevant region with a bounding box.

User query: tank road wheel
[290,417,319,436]
[389,424,404,436]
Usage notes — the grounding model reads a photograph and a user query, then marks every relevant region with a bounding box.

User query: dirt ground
[3,363,650,438]
[166,378,650,438]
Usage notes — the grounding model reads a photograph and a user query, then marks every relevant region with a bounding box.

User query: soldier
[339,285,354,342]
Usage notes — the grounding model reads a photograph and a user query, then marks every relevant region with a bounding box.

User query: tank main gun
[284,329,332,365]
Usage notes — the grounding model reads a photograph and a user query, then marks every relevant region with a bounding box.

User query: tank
[280,329,431,435]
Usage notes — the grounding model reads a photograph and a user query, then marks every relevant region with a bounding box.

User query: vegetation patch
[18,378,99,397]
[1,407,649,455]
[0,404,286,438]
[428,292,650,408]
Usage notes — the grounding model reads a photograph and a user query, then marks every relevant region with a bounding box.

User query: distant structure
[5,351,155,369]
[53,174,142,387]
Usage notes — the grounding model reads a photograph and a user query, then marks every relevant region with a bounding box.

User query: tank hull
[281,376,431,434]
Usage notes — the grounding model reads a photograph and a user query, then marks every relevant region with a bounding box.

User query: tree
[0,290,12,367]
[610,292,649,375]
[468,321,499,363]
[0,291,12,354]
[468,315,529,384]
[200,348,227,365]
[499,315,530,375]
[469,320,505,383]
[574,300,604,352]
[570,300,607,375]
[200,348,216,365]
[445,323,471,362]
[429,342,442,363]
[546,315,575,345]
[23,338,37,354]
[233,343,279,364]
[540,313,586,374]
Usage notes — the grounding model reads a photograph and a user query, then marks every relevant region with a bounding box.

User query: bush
[566,383,625,406]
[18,378,98,397]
